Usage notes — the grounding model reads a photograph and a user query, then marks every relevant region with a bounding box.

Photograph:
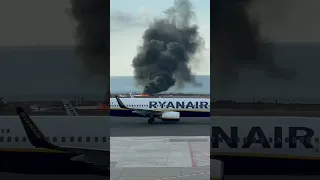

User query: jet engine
[160,111,180,120]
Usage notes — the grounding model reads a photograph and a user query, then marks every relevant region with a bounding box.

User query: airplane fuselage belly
[0,150,98,175]
[110,109,210,117]
[212,155,320,175]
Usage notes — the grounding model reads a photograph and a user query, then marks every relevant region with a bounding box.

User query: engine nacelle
[160,111,180,120]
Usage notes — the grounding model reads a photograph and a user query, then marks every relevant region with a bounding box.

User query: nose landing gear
[148,117,155,124]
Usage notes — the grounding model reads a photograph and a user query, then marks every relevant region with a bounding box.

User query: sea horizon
[110,75,210,94]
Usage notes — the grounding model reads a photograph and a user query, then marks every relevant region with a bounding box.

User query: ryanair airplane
[35,95,210,124]
[63,96,210,124]
[111,95,210,124]
[211,116,320,178]
[0,107,109,176]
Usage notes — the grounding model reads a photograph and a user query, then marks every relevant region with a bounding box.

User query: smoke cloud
[211,0,297,96]
[68,0,109,81]
[132,0,205,94]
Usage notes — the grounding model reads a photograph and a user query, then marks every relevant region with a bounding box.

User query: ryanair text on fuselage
[149,101,209,109]
[212,126,315,149]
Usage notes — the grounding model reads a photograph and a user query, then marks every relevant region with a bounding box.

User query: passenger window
[102,137,107,142]
[22,137,27,142]
[94,137,99,142]
[15,136,19,142]
[78,137,82,142]
[316,138,319,143]
[7,136,11,142]
[61,137,66,142]
[0,136,4,142]
[70,136,74,142]
[53,137,58,142]
[86,137,90,142]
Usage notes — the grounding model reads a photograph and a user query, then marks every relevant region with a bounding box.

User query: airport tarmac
[110,136,210,180]
[110,121,210,179]
[110,117,210,137]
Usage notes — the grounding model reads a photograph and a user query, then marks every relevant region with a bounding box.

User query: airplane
[211,116,320,177]
[112,95,210,124]
[30,96,210,124]
[0,107,109,176]
[130,93,162,98]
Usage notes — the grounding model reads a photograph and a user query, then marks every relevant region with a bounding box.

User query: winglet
[115,95,129,109]
[0,97,6,105]
[61,99,79,116]
[16,107,57,149]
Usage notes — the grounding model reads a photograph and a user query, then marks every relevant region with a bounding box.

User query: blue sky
[110,0,210,76]
[110,0,209,24]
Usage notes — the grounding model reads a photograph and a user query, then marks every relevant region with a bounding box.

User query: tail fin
[0,97,7,105]
[15,107,57,149]
[129,93,135,98]
[115,95,129,109]
[62,100,79,116]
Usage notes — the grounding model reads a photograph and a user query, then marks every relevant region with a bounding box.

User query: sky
[110,0,210,76]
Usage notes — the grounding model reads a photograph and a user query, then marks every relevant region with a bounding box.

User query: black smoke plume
[132,0,204,94]
[68,0,109,81]
[211,0,297,95]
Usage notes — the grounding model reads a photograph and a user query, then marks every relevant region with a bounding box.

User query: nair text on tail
[211,116,320,178]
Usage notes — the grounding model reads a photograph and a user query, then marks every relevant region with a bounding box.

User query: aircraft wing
[15,107,109,169]
[56,146,109,167]
[61,99,79,116]
[115,95,163,116]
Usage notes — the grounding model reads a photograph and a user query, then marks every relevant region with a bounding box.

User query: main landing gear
[148,117,155,124]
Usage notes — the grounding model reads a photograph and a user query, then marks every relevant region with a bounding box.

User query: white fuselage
[0,116,109,151]
[111,97,209,110]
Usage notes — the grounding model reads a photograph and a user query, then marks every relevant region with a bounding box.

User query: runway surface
[110,117,210,137]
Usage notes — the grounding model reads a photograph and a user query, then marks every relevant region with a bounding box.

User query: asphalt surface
[110,117,210,137]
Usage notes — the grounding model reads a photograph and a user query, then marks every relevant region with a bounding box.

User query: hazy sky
[110,0,210,76]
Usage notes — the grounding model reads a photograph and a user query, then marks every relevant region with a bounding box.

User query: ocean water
[110,75,210,94]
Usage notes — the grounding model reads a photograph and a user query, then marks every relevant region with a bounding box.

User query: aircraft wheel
[148,117,155,124]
